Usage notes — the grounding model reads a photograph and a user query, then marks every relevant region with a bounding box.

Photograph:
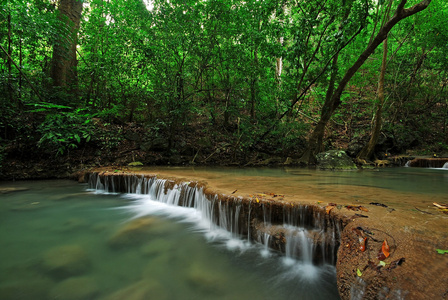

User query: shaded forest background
[1,0,447,178]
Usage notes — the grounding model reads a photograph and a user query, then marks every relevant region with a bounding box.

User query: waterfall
[443,162,448,169]
[404,160,411,167]
[88,172,343,265]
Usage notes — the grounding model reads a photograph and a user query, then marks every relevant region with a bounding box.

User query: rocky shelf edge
[72,169,448,300]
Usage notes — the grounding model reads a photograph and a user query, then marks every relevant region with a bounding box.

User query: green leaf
[74,134,81,143]
[356,268,362,277]
[436,249,448,254]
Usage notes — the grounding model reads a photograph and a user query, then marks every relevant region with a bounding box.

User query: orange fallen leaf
[382,239,390,258]
[359,206,369,212]
[378,239,390,260]
[326,206,335,214]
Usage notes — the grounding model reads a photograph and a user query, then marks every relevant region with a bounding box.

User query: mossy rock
[128,161,144,166]
[316,150,357,170]
[108,217,158,249]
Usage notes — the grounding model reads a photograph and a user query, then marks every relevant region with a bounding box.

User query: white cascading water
[88,173,339,271]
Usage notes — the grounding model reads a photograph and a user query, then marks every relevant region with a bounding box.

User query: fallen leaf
[356,268,362,277]
[433,202,448,209]
[359,206,369,212]
[326,206,335,214]
[387,257,405,270]
[369,202,388,208]
[378,261,387,267]
[345,205,369,212]
[436,249,448,254]
[231,190,237,194]
[378,239,390,260]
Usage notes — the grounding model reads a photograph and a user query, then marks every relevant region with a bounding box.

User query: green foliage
[37,109,94,156]
[1,0,446,164]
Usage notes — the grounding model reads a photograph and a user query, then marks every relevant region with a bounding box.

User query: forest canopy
[1,0,447,172]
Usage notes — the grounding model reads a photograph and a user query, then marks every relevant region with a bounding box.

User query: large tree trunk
[50,0,83,90]
[357,37,388,161]
[303,0,432,164]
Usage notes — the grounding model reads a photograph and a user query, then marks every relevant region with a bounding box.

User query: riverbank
[79,167,447,300]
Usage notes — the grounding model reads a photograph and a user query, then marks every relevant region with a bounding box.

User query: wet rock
[49,277,99,300]
[101,279,168,300]
[108,217,157,248]
[406,157,448,168]
[186,263,227,295]
[316,150,357,170]
[0,278,52,300]
[41,245,91,279]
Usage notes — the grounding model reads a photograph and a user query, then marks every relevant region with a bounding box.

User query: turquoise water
[0,180,339,300]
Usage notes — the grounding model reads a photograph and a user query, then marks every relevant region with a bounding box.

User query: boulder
[49,277,99,300]
[316,150,357,170]
[108,217,157,249]
[41,245,91,279]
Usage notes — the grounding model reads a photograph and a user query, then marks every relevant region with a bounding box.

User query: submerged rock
[101,279,168,300]
[316,150,357,170]
[49,277,99,300]
[41,245,91,279]
[140,238,174,257]
[186,263,227,295]
[108,217,158,248]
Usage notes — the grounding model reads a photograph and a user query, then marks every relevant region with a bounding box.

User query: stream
[1,167,446,300]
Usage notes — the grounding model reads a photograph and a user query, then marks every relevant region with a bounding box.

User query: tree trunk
[7,12,13,103]
[357,37,388,161]
[50,0,83,91]
[303,0,432,164]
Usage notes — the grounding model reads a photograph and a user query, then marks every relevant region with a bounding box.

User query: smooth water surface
[0,180,339,300]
